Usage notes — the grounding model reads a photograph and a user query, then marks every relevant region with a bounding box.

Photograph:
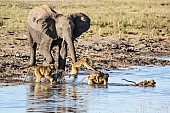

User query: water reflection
[26,83,87,113]
[1,66,170,113]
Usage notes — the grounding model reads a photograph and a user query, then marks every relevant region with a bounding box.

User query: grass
[0,0,170,38]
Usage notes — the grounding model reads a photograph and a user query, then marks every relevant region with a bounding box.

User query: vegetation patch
[0,0,170,38]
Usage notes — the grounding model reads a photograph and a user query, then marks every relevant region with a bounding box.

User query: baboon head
[82,57,87,61]
[149,79,156,85]
[100,73,109,83]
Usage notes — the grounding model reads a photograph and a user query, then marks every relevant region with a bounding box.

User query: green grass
[0,0,170,38]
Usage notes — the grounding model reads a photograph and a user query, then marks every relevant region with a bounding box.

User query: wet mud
[1,29,170,85]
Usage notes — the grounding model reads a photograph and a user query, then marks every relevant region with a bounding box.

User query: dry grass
[0,0,170,38]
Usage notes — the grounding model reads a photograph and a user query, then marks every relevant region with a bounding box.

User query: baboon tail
[77,76,88,84]
[122,79,137,85]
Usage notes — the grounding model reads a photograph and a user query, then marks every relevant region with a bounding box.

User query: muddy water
[0,66,170,113]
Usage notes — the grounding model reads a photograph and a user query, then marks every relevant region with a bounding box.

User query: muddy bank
[1,30,170,84]
[76,36,170,70]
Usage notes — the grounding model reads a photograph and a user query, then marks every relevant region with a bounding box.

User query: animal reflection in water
[122,79,156,87]
[26,83,79,112]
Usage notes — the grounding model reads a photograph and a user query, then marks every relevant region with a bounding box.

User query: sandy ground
[1,29,170,85]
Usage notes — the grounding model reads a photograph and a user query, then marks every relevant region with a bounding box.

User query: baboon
[78,71,109,85]
[25,64,55,84]
[70,57,95,75]
[98,73,109,85]
[122,79,156,87]
[87,71,102,85]
[78,71,101,84]
[146,79,156,87]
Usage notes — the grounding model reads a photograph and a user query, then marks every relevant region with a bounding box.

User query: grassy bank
[0,0,170,38]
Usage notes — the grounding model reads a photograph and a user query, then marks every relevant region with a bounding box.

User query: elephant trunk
[65,36,76,63]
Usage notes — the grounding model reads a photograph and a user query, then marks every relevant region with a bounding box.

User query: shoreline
[1,30,170,85]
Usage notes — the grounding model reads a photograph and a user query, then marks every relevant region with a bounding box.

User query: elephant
[27,4,90,70]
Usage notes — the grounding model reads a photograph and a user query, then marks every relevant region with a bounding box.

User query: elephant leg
[39,36,54,65]
[58,41,67,70]
[28,31,37,66]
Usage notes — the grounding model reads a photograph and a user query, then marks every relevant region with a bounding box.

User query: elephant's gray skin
[27,4,90,70]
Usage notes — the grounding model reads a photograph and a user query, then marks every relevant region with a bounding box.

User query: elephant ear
[27,5,60,39]
[70,13,91,38]
[27,5,55,31]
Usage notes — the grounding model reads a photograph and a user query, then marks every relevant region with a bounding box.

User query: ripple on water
[0,66,170,113]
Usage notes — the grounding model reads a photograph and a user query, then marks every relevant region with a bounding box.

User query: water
[0,66,170,113]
